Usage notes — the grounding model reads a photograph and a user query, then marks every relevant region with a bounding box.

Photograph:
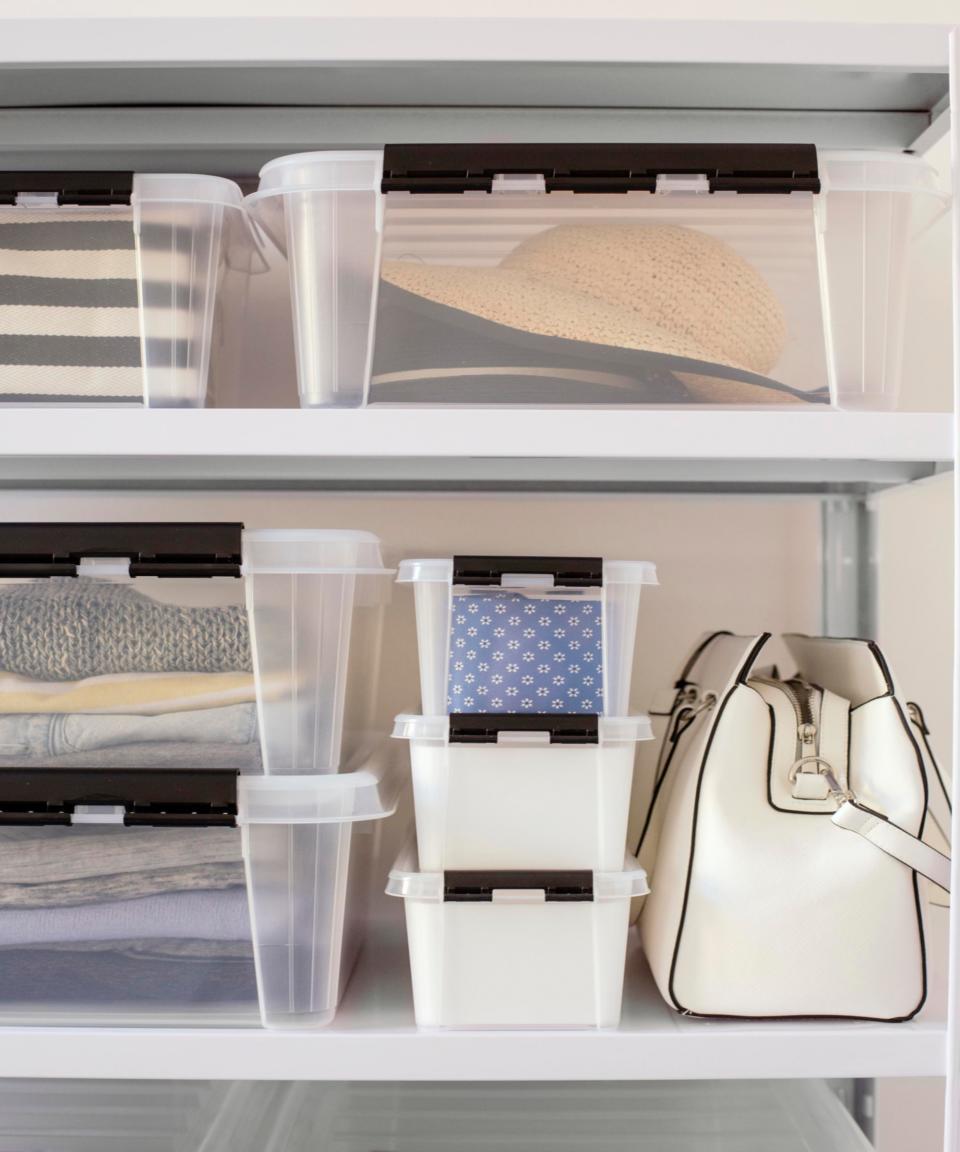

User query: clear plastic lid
[820,151,946,198]
[237,745,403,825]
[251,150,385,197]
[386,838,649,902]
[391,713,653,745]
[396,558,657,586]
[132,173,246,210]
[241,529,392,575]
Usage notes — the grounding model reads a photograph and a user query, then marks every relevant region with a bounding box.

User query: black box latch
[0,768,239,827]
[448,713,600,745]
[0,172,134,207]
[0,523,243,579]
[444,869,594,902]
[453,555,602,588]
[382,144,820,195]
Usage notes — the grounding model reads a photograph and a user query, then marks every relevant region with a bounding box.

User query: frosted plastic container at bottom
[0,1079,875,1151]
[387,840,648,1029]
[238,743,402,1029]
[393,714,652,870]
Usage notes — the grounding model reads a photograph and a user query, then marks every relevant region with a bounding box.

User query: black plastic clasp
[444,869,594,902]
[449,714,599,745]
[0,523,243,579]
[0,768,239,827]
[382,144,819,195]
[452,555,602,588]
[0,171,134,206]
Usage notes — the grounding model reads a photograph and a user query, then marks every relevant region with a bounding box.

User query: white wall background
[0,1,957,20]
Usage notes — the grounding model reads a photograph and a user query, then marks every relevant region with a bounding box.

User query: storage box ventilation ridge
[0,172,249,408]
[248,143,947,410]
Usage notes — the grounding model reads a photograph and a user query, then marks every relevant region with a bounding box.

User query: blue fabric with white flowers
[447,591,603,714]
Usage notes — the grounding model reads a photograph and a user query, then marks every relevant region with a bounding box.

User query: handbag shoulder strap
[831,701,952,894]
[832,799,951,892]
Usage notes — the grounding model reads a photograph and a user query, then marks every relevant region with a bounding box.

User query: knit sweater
[0,581,251,680]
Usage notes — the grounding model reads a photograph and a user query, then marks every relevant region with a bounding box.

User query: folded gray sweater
[0,580,251,679]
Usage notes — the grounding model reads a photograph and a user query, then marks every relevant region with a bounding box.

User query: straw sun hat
[375,222,818,404]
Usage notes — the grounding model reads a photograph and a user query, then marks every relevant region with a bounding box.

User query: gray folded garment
[0,580,251,679]
[0,887,252,947]
[0,938,258,1013]
[0,823,245,910]
[0,824,241,885]
[0,737,262,773]
[0,703,257,759]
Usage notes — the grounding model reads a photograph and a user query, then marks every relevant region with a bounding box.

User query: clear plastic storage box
[248,144,946,410]
[0,743,401,1029]
[396,555,657,718]
[0,1079,875,1151]
[0,172,252,408]
[393,713,652,870]
[0,1078,875,1152]
[0,524,391,777]
[388,838,648,1029]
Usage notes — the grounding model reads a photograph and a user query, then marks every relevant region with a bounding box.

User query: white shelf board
[0,17,950,69]
[0,918,944,1082]
[0,410,949,492]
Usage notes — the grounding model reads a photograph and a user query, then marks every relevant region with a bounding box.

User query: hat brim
[370,280,827,407]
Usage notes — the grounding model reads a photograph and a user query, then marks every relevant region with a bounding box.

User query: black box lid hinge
[382,145,819,195]
[444,869,594,902]
[0,769,238,827]
[449,713,599,745]
[452,555,602,588]
[0,171,134,207]
[0,523,243,579]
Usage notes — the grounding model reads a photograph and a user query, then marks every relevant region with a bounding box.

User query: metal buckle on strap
[787,756,854,806]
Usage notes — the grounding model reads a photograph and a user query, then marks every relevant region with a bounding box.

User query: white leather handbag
[638,632,951,1021]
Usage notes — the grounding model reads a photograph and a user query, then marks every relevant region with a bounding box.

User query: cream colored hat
[381,222,791,400]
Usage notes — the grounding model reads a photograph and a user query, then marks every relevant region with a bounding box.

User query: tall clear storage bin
[0,172,250,408]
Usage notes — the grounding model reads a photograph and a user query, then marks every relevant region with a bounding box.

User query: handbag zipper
[751,676,821,762]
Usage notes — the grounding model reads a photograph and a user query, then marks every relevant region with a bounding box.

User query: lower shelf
[0,912,946,1082]
[0,1078,873,1152]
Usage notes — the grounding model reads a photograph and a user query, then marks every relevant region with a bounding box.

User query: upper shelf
[0,409,950,494]
[0,18,950,168]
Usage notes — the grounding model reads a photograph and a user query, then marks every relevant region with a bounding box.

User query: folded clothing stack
[0,824,255,1011]
[0,206,145,405]
[0,580,262,771]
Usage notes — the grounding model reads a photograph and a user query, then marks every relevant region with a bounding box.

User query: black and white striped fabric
[0,206,144,404]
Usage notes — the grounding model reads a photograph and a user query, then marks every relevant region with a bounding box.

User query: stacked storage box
[0,523,398,1029]
[388,555,655,1028]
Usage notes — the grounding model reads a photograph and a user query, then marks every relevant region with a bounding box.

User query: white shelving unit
[0,13,955,1152]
